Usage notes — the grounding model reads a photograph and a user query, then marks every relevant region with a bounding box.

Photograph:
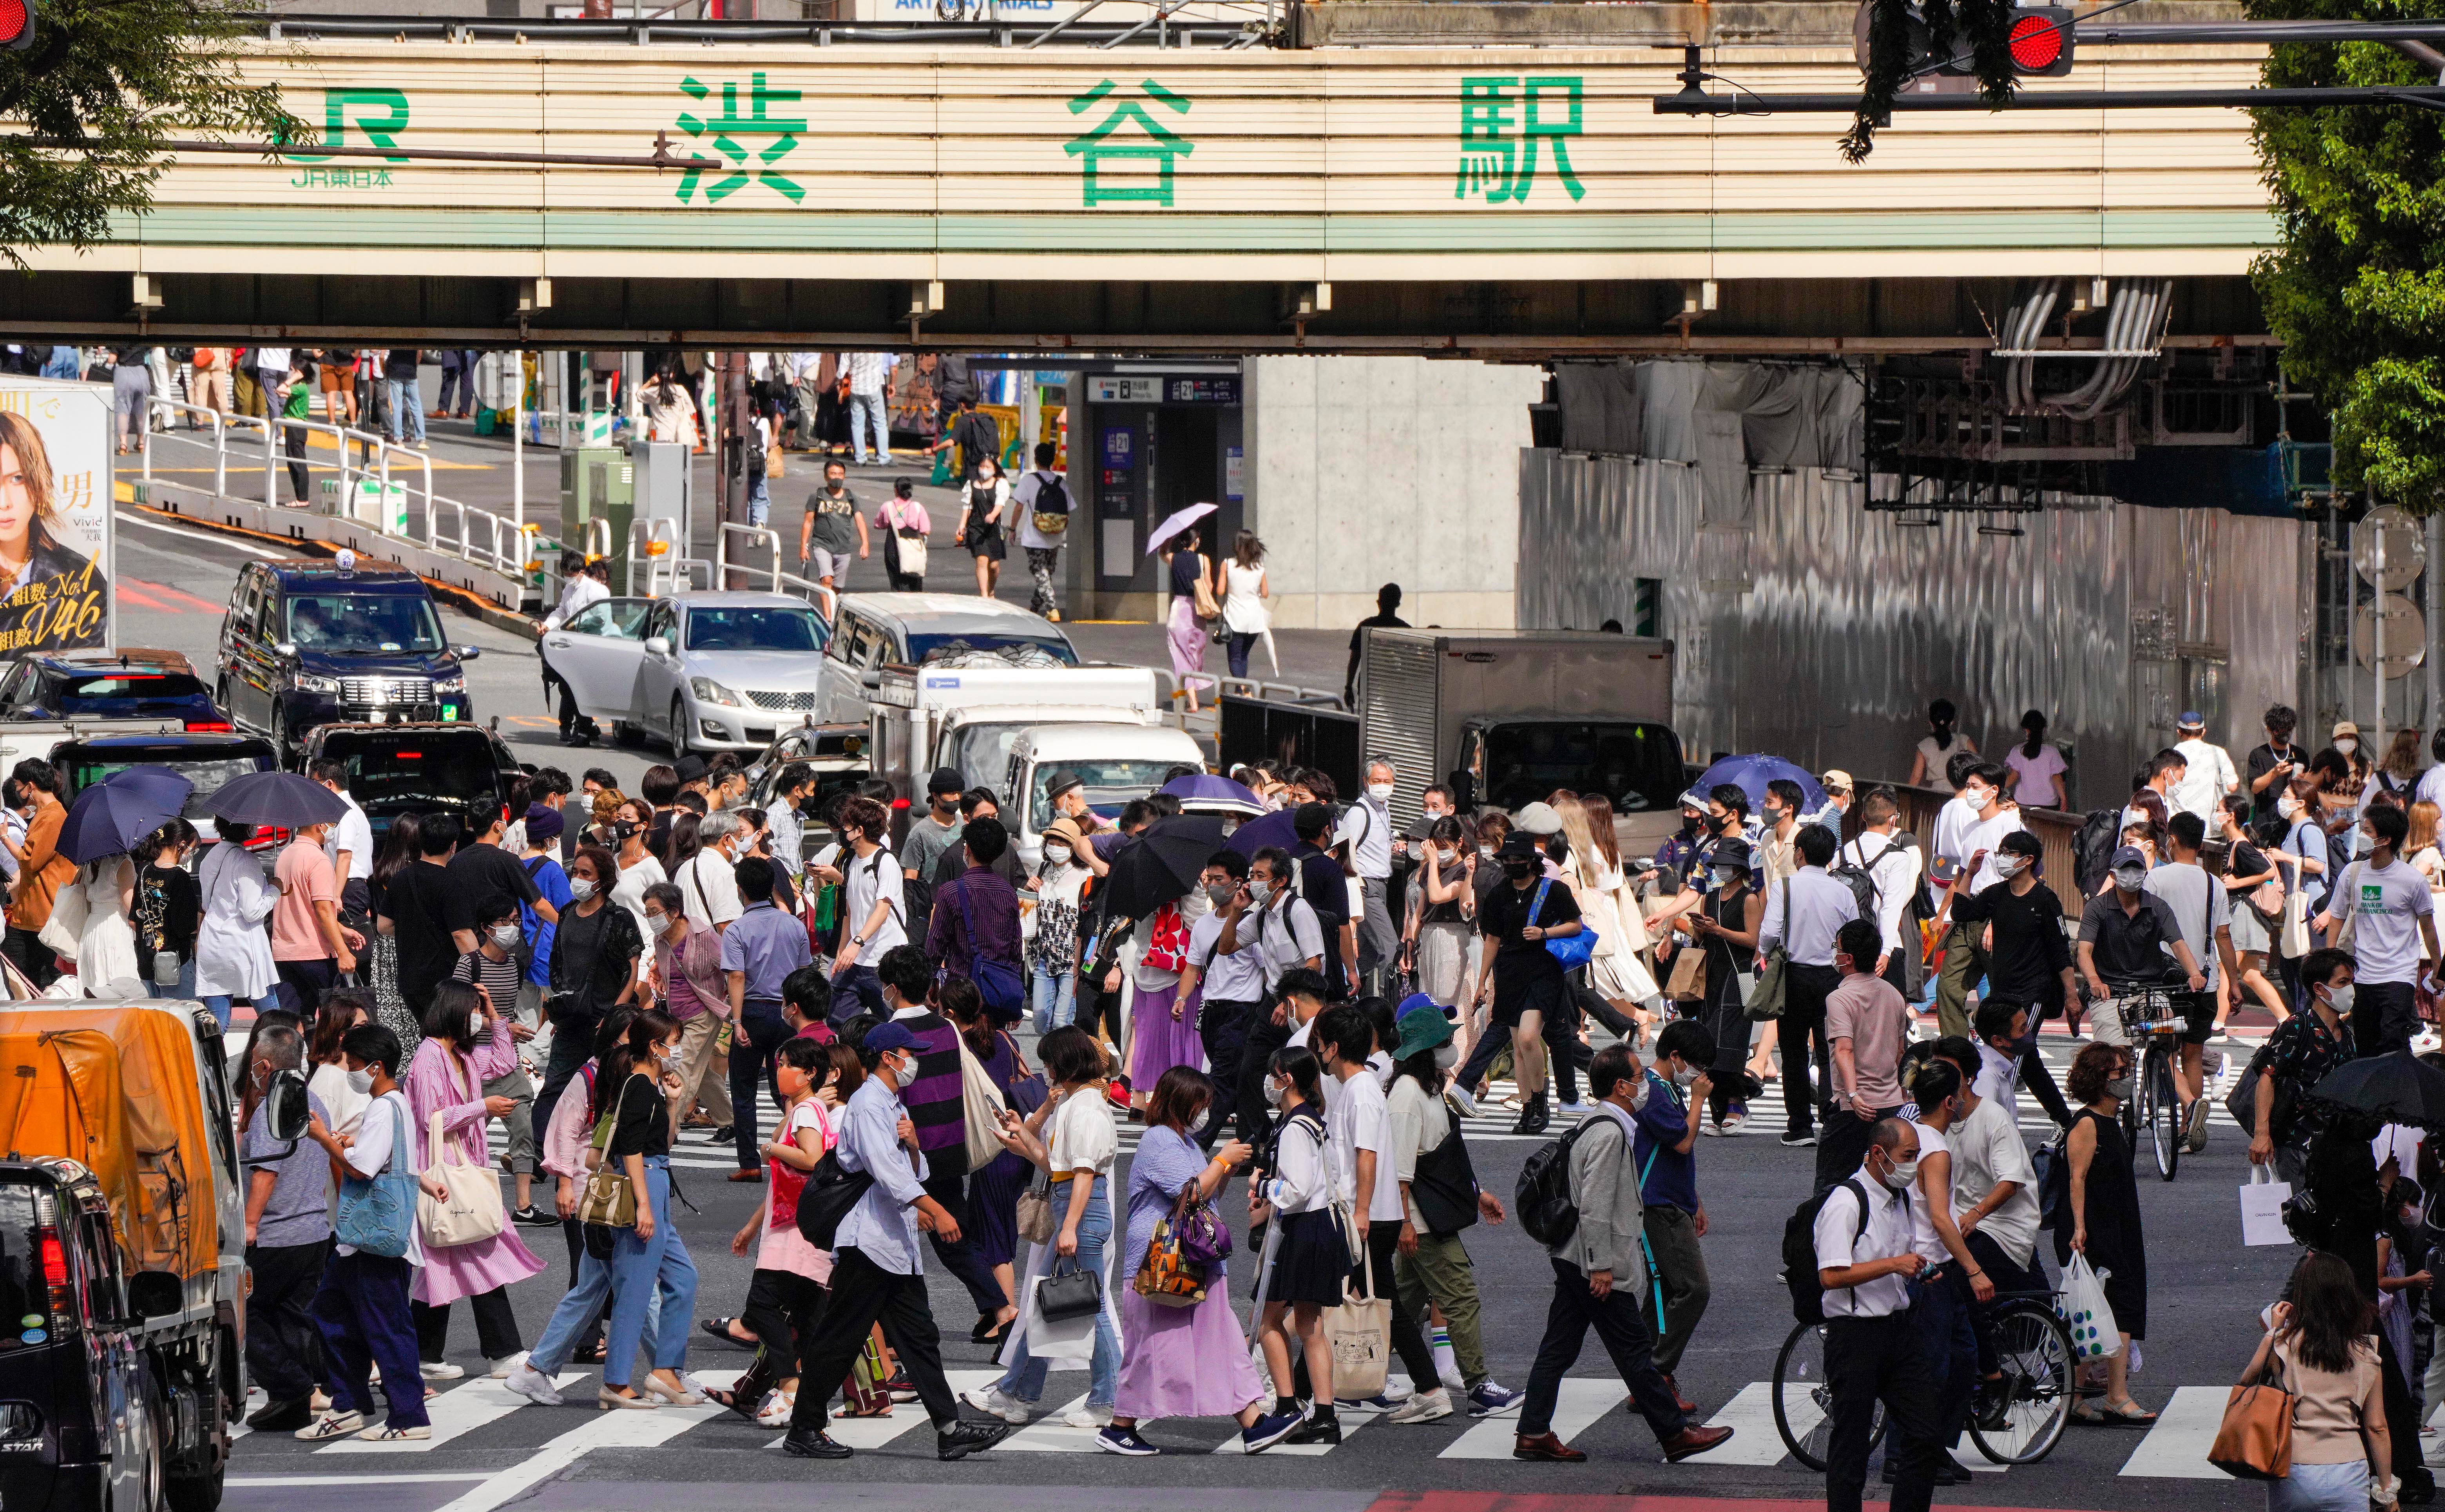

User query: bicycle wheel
[1773,1320,1880,1473]
[2149,1047,2181,1180]
[1968,1300,2075,1465]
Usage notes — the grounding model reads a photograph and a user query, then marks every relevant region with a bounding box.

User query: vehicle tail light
[396,751,422,759]
[37,1227,67,1319]
[891,797,909,809]
[185,721,232,732]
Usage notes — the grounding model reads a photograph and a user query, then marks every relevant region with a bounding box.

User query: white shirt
[1931,794,1977,879]
[2142,860,2228,990]
[846,352,893,397]
[844,845,908,956]
[1335,797,1393,882]
[1951,1095,2040,1270]
[543,572,609,632]
[334,1090,424,1266]
[1325,1067,1404,1222]
[308,1060,369,1137]
[2345,857,2435,985]
[1843,831,1922,957]
[1757,867,1860,967]
[1048,1085,1118,1178]
[1972,1039,2021,1126]
[1906,1123,1956,1265]
[1251,895,1325,990]
[1813,1173,1914,1318]
[1386,1076,1450,1231]
[674,848,743,932]
[326,794,374,882]
[1961,808,2027,895]
[2416,765,2445,818]
[1186,909,1266,1003]
[194,841,278,999]
[2170,738,2240,820]
[1013,470,1067,551]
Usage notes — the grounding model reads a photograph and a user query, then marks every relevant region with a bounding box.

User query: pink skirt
[1128,978,1204,1089]
[1167,597,1211,693]
[1113,1279,1266,1421]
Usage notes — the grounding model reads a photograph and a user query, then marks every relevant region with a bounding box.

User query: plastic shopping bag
[2240,1164,2294,1247]
[2062,1252,2123,1360]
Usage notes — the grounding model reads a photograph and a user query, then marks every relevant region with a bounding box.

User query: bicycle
[2107,982,2187,1181]
[1771,1293,2075,1469]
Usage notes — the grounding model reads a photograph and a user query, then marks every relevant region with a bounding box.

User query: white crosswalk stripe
[319,1372,586,1454]
[1438,1380,1616,1459]
[2115,1385,2233,1479]
[1700,1381,1798,1467]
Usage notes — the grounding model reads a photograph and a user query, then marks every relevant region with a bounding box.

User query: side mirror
[859,668,883,689]
[274,642,298,659]
[266,1068,311,1144]
[645,636,671,657]
[458,646,483,662]
[126,1271,182,1322]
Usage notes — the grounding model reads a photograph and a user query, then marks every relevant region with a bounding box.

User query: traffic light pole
[1654,83,2445,114]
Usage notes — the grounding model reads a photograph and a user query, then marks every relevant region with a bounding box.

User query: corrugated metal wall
[1518,448,2308,809]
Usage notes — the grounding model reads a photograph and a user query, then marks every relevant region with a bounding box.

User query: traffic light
[0,0,36,51]
[2005,6,2076,78]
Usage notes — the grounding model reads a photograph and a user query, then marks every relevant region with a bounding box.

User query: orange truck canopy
[0,1005,218,1279]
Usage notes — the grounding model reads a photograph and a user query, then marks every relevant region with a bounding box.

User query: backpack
[1029,471,1072,537]
[2072,809,2122,898]
[1828,841,1884,922]
[1514,1115,1611,1247]
[1780,1177,1894,1325]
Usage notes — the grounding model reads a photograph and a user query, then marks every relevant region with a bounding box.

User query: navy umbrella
[1224,805,1300,860]
[206,770,348,828]
[58,772,192,864]
[1681,753,1826,814]
[1161,772,1264,817]
[99,765,195,813]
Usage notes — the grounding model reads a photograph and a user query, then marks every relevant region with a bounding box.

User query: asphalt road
[109,502,2304,1512]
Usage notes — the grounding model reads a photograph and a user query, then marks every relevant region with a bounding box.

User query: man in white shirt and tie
[1758,825,1860,1149]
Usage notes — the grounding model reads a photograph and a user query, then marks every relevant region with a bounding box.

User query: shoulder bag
[1014,1163,1057,1245]
[333,1099,418,1258]
[958,1041,1010,1170]
[1190,554,1221,619]
[2207,1353,2294,1480]
[954,880,1028,1024]
[1134,1181,1212,1309]
[576,1074,640,1229]
[892,506,929,578]
[37,863,89,959]
[1321,1250,1391,1399]
[793,1144,875,1250]
[1532,877,1599,971]
[419,1095,508,1248]
[1745,878,1793,1021]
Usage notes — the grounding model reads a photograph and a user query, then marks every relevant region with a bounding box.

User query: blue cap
[2110,845,2150,872]
[865,1023,922,1055]
[2178,711,2204,728]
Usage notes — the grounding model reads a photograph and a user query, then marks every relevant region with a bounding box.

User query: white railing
[715,523,837,620]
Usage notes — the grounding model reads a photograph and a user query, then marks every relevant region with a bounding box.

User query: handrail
[715,523,837,619]
[628,516,683,598]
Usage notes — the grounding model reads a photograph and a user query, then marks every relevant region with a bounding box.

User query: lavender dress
[1127,976,1206,1092]
[1112,1124,1266,1421]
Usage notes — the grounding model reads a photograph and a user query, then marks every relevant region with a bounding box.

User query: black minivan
[215,560,482,765]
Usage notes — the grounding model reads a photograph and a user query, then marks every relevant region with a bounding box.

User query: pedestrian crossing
[237,1369,2246,1480]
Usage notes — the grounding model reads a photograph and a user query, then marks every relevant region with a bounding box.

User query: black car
[54,733,282,855]
[0,650,228,730]
[298,722,523,837]
[215,560,482,764]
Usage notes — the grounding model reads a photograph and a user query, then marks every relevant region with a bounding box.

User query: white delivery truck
[1002,721,1206,872]
[866,659,1164,811]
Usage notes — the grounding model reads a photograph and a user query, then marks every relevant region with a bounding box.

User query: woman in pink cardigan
[405,979,547,1377]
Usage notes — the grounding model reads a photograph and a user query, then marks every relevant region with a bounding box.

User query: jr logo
[284,88,411,163]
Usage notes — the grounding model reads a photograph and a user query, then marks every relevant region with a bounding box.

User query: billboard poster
[0,378,112,656]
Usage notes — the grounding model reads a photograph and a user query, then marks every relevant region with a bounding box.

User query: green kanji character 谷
[1454,74,1585,204]
[1064,79,1194,207]
[674,70,809,205]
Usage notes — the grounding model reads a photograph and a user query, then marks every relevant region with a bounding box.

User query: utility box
[629,439,692,596]
[560,444,634,589]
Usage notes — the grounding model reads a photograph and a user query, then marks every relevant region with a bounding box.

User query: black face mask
[1678,814,1700,838]
[1715,814,1741,835]
[1502,860,1534,880]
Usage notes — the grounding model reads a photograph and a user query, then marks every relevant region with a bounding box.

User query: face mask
[469,1010,486,1039]
[893,1055,919,1091]
[347,1067,374,1094]
[1672,1063,1700,1090]
[2323,983,2356,1019]
[2278,796,2300,820]
[1248,879,1273,905]
[2112,866,2147,892]
[1433,1043,1458,1070]
[1679,813,1701,837]
[1503,860,1534,880]
[643,911,668,935]
[1187,1107,1210,1137]
[1263,1077,1286,1108]
[1205,882,1235,908]
[1366,783,1393,804]
[569,877,597,902]
[1993,856,2026,880]
[1710,866,1742,889]
[1964,788,1992,812]
[1044,844,1072,866]
[491,922,523,949]
[1625,1076,1652,1113]
[613,821,638,840]
[1481,844,1498,858]
[1882,1155,1919,1192]
[2337,739,2358,756]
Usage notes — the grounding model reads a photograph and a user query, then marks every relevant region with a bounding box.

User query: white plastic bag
[2239,1164,2293,1247]
[2062,1252,2123,1360]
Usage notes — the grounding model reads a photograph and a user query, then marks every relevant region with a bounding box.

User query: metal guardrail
[714,523,838,619]
[1865,780,2088,920]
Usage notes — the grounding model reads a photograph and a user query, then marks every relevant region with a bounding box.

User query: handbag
[2226,1052,2296,1143]
[953,880,1028,1024]
[419,1106,507,1248]
[1015,1164,1058,1245]
[959,1042,1009,1170]
[333,1100,417,1258]
[37,863,89,959]
[1663,946,1706,1002]
[1134,1185,1211,1309]
[1745,879,1793,1020]
[2207,1356,2295,1481]
[1530,878,1599,970]
[1037,1257,1105,1323]
[576,1075,639,1230]
[1190,556,1220,619]
[1321,1258,1391,1399]
[793,1145,875,1249]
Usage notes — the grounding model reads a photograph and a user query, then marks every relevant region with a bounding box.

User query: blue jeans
[147,958,196,1004]
[747,475,770,528]
[996,1176,1118,1410]
[198,992,248,1031]
[848,392,889,462]
[603,1158,698,1387]
[1032,966,1078,1035]
[386,378,425,443]
[1226,632,1258,679]
[526,1237,661,1377]
[2270,1459,2372,1512]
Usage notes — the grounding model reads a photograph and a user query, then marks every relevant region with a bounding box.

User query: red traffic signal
[0,0,34,50]
[2008,7,2075,77]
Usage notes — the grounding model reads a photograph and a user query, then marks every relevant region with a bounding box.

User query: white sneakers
[295,1410,364,1441]
[1385,1389,1454,1424]
[1061,1405,1114,1430]
[503,1362,562,1407]
[961,1386,1032,1424]
[420,1361,464,1381]
[487,1353,528,1380]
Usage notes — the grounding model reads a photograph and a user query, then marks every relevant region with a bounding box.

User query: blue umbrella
[1681,754,1827,815]
[59,773,192,864]
[1224,805,1300,860]
[99,766,195,812]
[1162,773,1264,817]
[206,770,347,828]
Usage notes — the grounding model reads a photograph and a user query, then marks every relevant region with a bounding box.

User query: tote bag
[959,1042,1010,1170]
[418,1053,506,1246]
[1745,882,1792,1021]
[333,1099,417,1258]
[1322,1260,1390,1399]
[2208,1357,2294,1481]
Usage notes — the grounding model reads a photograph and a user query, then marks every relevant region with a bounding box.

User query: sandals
[2072,1400,2158,1427]
[699,1317,756,1349]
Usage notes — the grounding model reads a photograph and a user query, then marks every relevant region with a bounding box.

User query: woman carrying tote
[2239,1250,2397,1512]
[1160,527,1216,715]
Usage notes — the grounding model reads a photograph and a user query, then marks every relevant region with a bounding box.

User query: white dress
[194,842,279,1000]
[1221,561,1269,636]
[74,860,142,996]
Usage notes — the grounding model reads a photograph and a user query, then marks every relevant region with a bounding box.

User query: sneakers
[1285,1412,1341,1446]
[1468,1382,1527,1418]
[936,1420,1011,1460]
[511,1205,557,1227]
[1061,1405,1113,1430]
[1556,1101,1594,1116]
[1095,1425,1159,1456]
[357,1423,431,1442]
[1780,1130,1818,1148]
[1385,1389,1454,1424]
[1700,1120,1723,1137]
[781,1429,851,1459]
[487,1353,528,1380]
[2185,1098,2211,1153]
[503,1362,562,1407]
[295,1409,365,1441]
[1447,1084,1480,1119]
[1241,1410,1303,1454]
[961,1386,1032,1425]
[420,1361,464,1380]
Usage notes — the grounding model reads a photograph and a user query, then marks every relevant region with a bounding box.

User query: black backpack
[794,1146,875,1249]
[2072,809,2121,898]
[1515,1116,1610,1246]
[1031,471,1071,516]
[1780,1177,1896,1325]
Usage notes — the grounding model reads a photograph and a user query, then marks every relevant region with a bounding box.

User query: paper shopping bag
[2240,1165,2294,1246]
[1664,948,1705,1002]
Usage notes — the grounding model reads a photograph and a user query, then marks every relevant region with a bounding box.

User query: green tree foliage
[1847,0,2021,161]
[0,0,299,267]
[2249,0,2445,511]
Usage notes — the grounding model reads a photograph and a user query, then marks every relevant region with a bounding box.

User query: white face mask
[1366,783,1393,804]
[2278,796,2300,820]
[569,877,597,902]
[2323,982,2356,1019]
[1625,1076,1652,1113]
[1964,788,1993,813]
[347,1067,374,1094]
[642,911,668,935]
[1671,1063,1700,1090]
[1248,879,1273,906]
[1263,1076,1286,1108]
[1187,1107,1210,1137]
[491,922,522,949]
[1882,1155,1919,1191]
[893,1054,919,1090]
[1043,844,1072,867]
[1710,866,1743,889]
[1432,1043,1458,1070]
[1993,856,2027,880]
[2337,739,2358,756]
[2113,866,2147,892]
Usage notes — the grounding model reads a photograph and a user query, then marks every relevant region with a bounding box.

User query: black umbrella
[2306,1050,2445,1130]
[1099,814,1230,919]
[206,771,348,828]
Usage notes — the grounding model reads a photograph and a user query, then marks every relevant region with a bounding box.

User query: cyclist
[2075,845,2204,1099]
[1924,1035,2044,1434]
[2141,812,2238,1153]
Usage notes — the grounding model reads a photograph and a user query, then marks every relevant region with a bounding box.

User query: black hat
[674,755,709,784]
[927,766,965,797]
[1047,768,1084,801]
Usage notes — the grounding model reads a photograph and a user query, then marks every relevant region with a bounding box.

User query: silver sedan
[541,590,832,756]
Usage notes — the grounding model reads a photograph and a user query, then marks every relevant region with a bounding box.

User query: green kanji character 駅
[1065,79,1194,207]
[1454,74,1585,204]
[675,71,808,205]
